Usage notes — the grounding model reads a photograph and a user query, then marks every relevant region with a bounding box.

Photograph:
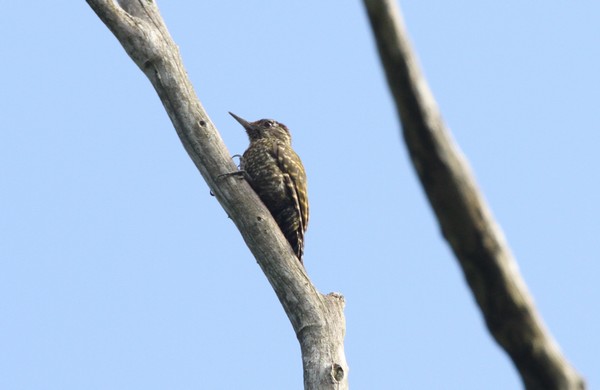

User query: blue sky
[1,2,599,389]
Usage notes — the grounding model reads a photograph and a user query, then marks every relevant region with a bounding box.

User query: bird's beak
[229,112,253,131]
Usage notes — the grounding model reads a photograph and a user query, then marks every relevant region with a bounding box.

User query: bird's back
[243,138,309,262]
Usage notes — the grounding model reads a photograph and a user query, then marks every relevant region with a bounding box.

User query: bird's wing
[273,142,309,231]
[272,142,309,259]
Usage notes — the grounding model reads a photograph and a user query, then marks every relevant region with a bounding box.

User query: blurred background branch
[363,1,585,389]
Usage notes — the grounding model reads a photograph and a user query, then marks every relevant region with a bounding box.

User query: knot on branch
[331,363,345,382]
[118,0,154,20]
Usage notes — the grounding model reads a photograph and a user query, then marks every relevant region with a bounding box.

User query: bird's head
[229,112,292,145]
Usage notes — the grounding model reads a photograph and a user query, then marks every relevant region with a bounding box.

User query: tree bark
[86,1,348,389]
[363,1,585,389]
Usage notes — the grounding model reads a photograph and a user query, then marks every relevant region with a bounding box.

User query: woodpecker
[229,112,309,263]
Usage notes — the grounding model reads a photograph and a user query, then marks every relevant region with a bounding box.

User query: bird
[229,112,309,263]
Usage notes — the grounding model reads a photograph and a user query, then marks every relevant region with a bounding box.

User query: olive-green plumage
[229,112,309,263]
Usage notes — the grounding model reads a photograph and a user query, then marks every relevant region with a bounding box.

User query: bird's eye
[263,121,273,128]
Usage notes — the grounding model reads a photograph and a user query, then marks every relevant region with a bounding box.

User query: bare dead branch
[362,1,584,389]
[86,1,347,388]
